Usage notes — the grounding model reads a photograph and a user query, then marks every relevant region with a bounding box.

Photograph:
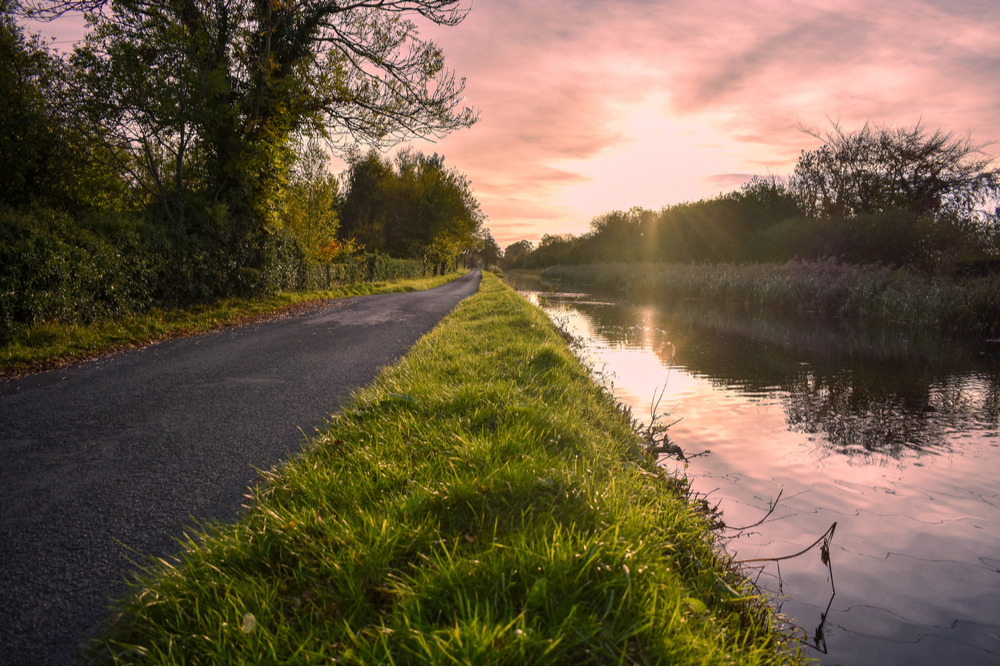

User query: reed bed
[542,259,1000,336]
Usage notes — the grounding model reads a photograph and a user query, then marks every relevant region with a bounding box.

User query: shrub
[0,205,432,341]
[0,205,156,336]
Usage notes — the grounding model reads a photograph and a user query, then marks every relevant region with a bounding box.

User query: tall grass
[90,273,795,665]
[542,259,1000,336]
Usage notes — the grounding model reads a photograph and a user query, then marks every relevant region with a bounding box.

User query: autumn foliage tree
[277,140,341,261]
[339,147,484,272]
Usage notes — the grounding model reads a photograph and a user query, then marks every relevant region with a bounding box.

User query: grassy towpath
[93,272,796,665]
[1,271,466,378]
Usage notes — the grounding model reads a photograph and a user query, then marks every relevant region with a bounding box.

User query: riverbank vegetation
[504,121,1000,275]
[2,1,495,346]
[540,260,1000,336]
[90,273,795,665]
[502,121,1000,334]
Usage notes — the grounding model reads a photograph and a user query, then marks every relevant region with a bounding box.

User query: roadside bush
[366,254,426,281]
[0,205,156,337]
[0,202,437,341]
[141,219,312,305]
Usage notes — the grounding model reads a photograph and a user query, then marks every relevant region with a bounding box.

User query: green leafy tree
[340,147,484,270]
[20,0,477,238]
[0,2,52,207]
[501,239,533,268]
[586,208,647,261]
[396,148,483,269]
[1,1,128,211]
[472,228,501,268]
[725,175,800,230]
[338,148,398,251]
[522,233,575,267]
[278,140,340,260]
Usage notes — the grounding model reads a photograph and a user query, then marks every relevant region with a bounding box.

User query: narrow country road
[0,269,481,665]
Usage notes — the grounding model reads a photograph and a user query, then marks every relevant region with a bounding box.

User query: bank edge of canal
[90,272,797,665]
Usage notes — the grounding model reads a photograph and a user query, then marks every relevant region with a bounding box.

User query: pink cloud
[415,0,1000,245]
[704,173,756,190]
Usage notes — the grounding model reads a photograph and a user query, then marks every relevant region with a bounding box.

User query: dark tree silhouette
[790,120,1000,221]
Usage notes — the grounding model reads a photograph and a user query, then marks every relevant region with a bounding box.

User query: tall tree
[20,0,477,234]
[393,147,483,268]
[0,0,53,207]
[790,120,1000,221]
[1,0,127,211]
[338,147,395,250]
[472,228,500,267]
[278,139,340,260]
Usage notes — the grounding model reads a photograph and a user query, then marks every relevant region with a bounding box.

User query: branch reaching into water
[735,522,837,567]
[736,522,839,653]
[726,490,785,533]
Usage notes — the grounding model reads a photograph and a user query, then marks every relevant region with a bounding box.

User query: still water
[505,271,1000,665]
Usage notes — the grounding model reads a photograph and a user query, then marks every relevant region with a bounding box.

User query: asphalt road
[0,269,481,665]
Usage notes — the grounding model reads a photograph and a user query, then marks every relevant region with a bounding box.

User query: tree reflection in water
[783,373,995,462]
[526,285,1000,464]
[782,375,949,461]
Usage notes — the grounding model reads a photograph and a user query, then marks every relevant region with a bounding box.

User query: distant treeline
[1,7,494,339]
[504,122,1000,276]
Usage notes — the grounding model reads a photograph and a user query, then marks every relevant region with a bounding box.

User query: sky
[21,0,1000,248]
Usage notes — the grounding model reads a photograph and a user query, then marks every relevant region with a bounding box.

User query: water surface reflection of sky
[512,275,1000,665]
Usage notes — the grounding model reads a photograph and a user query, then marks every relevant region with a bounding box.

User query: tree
[395,148,483,270]
[339,147,484,270]
[523,233,575,267]
[725,174,800,230]
[337,148,395,251]
[789,120,1000,221]
[501,239,533,268]
[19,0,477,235]
[471,228,500,267]
[1,1,128,211]
[278,139,340,260]
[0,1,53,207]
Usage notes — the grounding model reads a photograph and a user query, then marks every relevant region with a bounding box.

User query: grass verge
[91,272,795,665]
[0,272,465,378]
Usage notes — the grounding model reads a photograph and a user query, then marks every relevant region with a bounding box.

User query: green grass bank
[542,260,1000,336]
[0,272,465,378]
[91,273,795,665]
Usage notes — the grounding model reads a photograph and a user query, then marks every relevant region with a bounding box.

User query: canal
[505,270,1000,665]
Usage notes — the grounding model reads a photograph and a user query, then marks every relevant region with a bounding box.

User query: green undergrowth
[91,272,795,665]
[0,272,465,377]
